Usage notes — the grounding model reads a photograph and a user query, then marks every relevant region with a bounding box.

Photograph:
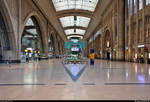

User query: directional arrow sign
[63,63,87,82]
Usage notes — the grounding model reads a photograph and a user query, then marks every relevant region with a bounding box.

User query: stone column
[17,0,22,62]
[142,0,147,63]
[53,34,59,56]
[117,0,125,61]
[135,0,139,62]
[128,0,132,61]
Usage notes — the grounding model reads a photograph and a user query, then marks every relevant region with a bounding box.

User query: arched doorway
[0,11,10,61]
[21,16,43,56]
[104,30,112,60]
[48,34,55,58]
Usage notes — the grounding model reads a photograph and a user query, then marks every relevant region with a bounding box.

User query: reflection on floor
[0,59,150,100]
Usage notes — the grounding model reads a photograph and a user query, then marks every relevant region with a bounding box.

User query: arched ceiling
[56,9,93,18]
[52,0,99,40]
[33,0,111,41]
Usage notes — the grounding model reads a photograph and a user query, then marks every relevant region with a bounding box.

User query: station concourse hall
[1,0,150,100]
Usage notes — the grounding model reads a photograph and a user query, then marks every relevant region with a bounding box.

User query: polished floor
[0,59,150,100]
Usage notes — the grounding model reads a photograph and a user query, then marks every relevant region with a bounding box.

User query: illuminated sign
[107,41,109,47]
[138,45,144,48]
[71,47,79,51]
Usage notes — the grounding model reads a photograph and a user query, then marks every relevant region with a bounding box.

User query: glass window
[52,0,98,12]
[26,29,37,35]
[130,0,132,16]
[128,0,130,13]
[133,0,136,14]
[25,18,34,26]
[146,0,150,5]
[60,16,90,28]
[139,0,143,10]
[65,29,85,35]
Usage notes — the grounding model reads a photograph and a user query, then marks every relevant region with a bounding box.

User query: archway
[0,11,10,61]
[104,30,112,60]
[21,16,43,57]
[48,34,55,57]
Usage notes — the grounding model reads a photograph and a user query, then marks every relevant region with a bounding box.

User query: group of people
[25,50,41,62]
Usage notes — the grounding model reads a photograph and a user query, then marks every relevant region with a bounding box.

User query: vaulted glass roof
[52,0,99,12]
[60,16,90,28]
[52,0,99,39]
[26,29,37,35]
[67,35,83,39]
[65,29,85,35]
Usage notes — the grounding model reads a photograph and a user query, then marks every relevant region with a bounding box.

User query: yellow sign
[25,50,28,52]
[35,51,37,53]
[38,51,40,54]
[90,54,95,59]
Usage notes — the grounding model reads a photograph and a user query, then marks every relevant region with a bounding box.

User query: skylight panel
[76,29,85,35]
[60,16,90,28]
[65,29,74,35]
[26,29,37,35]
[24,35,34,38]
[65,29,85,35]
[52,0,99,12]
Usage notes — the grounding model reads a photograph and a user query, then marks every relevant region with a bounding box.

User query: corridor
[0,59,150,100]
